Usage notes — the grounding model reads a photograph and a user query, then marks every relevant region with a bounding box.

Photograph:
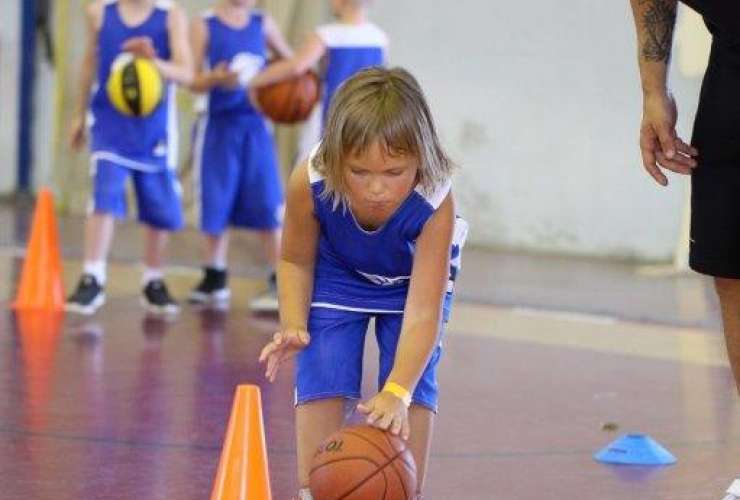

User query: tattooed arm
[629,0,697,186]
[631,0,677,92]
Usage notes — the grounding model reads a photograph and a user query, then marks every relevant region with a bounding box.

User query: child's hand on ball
[357,392,410,440]
[122,37,157,59]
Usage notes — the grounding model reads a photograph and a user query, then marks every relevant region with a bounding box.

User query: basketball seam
[311,455,384,500]
[336,450,401,500]
[121,62,142,116]
[310,455,382,474]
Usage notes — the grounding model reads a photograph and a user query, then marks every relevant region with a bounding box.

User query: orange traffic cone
[211,385,272,500]
[12,188,65,311]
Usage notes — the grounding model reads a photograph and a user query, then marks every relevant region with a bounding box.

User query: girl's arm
[387,193,454,393]
[69,1,102,151]
[187,15,238,92]
[278,161,319,332]
[259,161,319,381]
[156,4,194,85]
[125,5,194,85]
[249,31,325,89]
[263,13,294,60]
[358,192,455,438]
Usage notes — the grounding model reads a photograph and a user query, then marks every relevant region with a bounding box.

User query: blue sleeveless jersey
[90,0,176,170]
[316,23,388,125]
[202,9,266,115]
[307,149,468,319]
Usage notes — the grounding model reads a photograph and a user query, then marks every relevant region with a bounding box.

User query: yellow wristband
[382,382,412,407]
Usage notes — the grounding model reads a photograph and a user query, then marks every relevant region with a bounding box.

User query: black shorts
[686,2,740,278]
[690,166,740,278]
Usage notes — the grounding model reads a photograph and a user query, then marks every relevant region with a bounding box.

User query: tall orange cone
[12,188,65,311]
[211,385,272,500]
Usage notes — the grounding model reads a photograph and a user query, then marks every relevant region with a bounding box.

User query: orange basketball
[255,69,320,124]
[309,425,417,500]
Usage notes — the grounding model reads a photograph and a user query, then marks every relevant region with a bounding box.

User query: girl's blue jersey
[307,148,467,319]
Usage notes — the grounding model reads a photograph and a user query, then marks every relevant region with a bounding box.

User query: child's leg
[407,405,434,494]
[257,229,281,268]
[133,168,183,313]
[295,399,346,487]
[133,167,183,276]
[84,160,132,282]
[206,232,230,269]
[143,226,169,273]
[83,213,115,279]
[236,116,285,310]
[196,115,238,268]
[67,160,130,314]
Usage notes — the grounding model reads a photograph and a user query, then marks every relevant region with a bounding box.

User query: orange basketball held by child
[254,67,320,124]
[309,425,417,500]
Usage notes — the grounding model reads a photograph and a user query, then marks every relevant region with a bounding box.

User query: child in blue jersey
[259,68,468,500]
[66,0,193,315]
[248,0,388,150]
[187,0,293,311]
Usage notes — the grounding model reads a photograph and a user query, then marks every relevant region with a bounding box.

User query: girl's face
[344,141,419,223]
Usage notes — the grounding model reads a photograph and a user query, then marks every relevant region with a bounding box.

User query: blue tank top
[316,23,388,126]
[307,148,468,319]
[90,0,176,170]
[203,9,266,115]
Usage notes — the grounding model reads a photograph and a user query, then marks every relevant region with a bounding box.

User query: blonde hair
[313,67,453,208]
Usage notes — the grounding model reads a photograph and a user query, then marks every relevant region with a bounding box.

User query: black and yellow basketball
[106,56,163,117]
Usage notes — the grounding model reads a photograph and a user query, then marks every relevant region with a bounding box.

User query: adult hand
[639,91,698,186]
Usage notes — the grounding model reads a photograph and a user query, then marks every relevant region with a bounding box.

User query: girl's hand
[258,328,310,382]
[357,391,410,440]
[122,36,157,59]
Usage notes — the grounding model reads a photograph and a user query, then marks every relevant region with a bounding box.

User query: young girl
[259,67,467,500]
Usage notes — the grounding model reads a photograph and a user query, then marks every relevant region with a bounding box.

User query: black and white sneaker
[249,273,278,312]
[65,274,106,315]
[141,279,180,315]
[188,267,230,306]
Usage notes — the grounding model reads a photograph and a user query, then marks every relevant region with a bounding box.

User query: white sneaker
[249,274,278,312]
[249,288,278,312]
[723,479,740,500]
